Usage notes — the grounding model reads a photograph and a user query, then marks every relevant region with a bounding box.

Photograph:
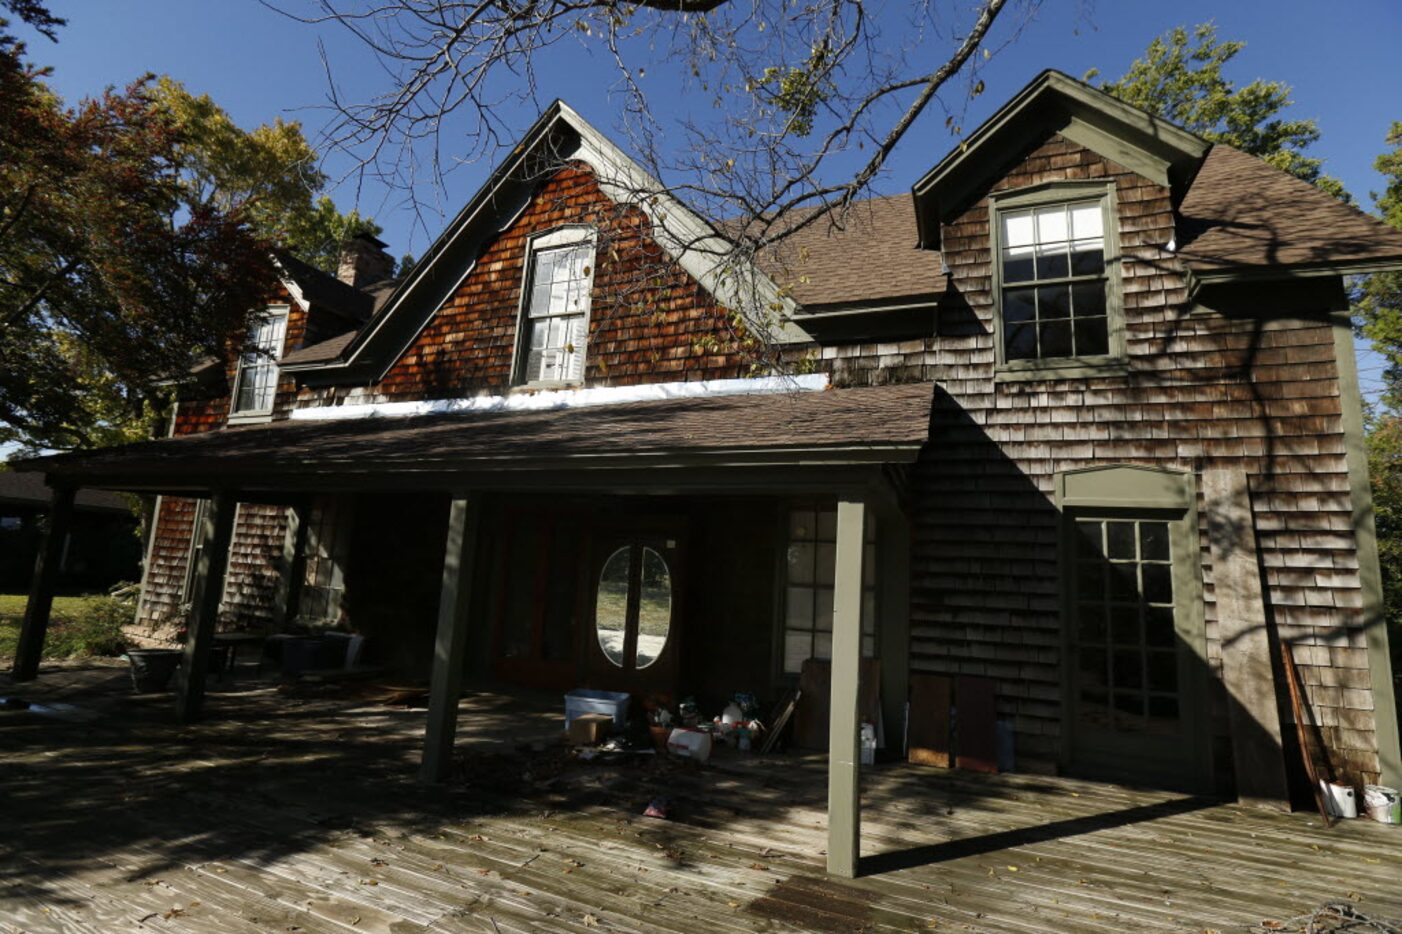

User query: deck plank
[3,662,1401,934]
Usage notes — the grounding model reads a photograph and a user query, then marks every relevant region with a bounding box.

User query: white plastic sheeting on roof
[288,373,831,422]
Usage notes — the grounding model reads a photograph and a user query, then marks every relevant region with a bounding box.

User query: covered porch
[3,662,1400,933]
[9,382,932,878]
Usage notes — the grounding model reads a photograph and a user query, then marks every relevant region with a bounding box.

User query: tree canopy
[151,77,381,273]
[1357,124,1402,411]
[0,4,377,454]
[1089,22,1348,201]
[0,21,276,452]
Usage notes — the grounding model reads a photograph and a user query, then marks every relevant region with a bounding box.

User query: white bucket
[1362,785,1401,824]
[1322,780,1357,819]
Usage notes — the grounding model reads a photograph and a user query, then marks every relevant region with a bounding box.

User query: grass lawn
[0,593,130,659]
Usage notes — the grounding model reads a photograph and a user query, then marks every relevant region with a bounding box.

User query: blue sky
[13,0,1402,394]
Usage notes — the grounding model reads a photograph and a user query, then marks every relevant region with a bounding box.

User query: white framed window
[998,199,1109,362]
[514,228,596,386]
[989,182,1124,374]
[231,305,289,416]
[781,505,877,674]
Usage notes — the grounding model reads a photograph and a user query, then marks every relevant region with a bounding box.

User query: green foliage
[0,592,133,658]
[2,0,62,40]
[1090,22,1349,201]
[1367,416,1402,669]
[0,27,277,453]
[754,44,833,138]
[1355,124,1402,668]
[1357,124,1402,412]
[151,78,381,274]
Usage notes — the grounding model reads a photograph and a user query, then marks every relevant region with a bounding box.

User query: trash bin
[1363,785,1400,824]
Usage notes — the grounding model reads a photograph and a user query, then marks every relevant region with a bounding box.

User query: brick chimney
[337,233,395,288]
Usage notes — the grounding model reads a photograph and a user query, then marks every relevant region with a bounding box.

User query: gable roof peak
[282,97,802,379]
[911,69,1210,249]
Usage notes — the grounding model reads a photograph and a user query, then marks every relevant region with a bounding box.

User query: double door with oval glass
[589,537,678,693]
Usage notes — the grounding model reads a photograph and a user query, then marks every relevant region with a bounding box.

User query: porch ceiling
[13,381,935,496]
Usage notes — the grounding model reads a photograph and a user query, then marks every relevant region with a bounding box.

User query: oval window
[634,547,672,669]
[596,547,630,667]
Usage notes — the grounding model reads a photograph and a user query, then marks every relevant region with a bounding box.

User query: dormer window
[991,183,1123,374]
[514,228,596,386]
[231,305,289,416]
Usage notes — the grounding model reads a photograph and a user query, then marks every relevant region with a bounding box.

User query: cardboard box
[568,713,613,746]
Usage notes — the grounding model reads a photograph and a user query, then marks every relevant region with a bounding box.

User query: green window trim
[1054,464,1212,791]
[989,181,1125,378]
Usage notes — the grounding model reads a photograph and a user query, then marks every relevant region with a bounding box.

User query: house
[10,71,1401,877]
[0,469,139,592]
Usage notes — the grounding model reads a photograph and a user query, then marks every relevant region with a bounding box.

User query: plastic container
[1363,785,1400,824]
[667,728,712,762]
[1322,780,1358,819]
[564,689,631,730]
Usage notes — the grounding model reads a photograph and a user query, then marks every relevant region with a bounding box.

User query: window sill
[511,381,584,393]
[995,357,1129,383]
[227,411,275,426]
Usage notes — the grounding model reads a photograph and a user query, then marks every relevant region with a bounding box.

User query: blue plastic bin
[564,689,631,730]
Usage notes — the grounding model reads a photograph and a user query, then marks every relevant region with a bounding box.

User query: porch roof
[14,381,935,495]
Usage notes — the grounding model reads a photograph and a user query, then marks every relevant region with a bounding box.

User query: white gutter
[289,373,830,422]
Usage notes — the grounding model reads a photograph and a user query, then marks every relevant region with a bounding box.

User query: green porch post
[174,491,236,723]
[11,483,76,682]
[421,494,480,784]
[828,497,867,877]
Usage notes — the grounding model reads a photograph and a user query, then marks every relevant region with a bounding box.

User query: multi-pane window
[999,200,1109,362]
[296,497,353,626]
[1070,517,1180,735]
[518,239,594,385]
[782,506,876,674]
[232,306,289,414]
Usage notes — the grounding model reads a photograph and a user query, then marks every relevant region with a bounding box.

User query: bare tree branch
[265,0,1035,365]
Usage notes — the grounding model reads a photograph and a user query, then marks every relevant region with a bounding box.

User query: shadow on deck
[2,660,1400,933]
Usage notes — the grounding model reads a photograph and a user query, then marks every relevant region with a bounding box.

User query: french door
[586,533,681,698]
[1064,511,1210,791]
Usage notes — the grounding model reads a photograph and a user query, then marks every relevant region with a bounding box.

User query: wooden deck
[2,661,1400,933]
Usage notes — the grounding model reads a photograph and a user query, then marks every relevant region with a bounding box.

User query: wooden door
[586,533,681,698]
[491,508,585,690]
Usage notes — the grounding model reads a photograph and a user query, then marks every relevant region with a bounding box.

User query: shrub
[45,597,132,659]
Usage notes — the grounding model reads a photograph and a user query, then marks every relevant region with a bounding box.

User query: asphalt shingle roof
[1176,144,1402,276]
[18,382,936,487]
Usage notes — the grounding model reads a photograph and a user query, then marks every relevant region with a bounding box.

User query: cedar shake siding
[136,283,306,629]
[807,133,1380,785]
[371,162,749,400]
[137,496,288,631]
[108,95,1395,795]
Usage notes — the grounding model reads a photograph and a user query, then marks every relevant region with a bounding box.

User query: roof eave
[1183,255,1402,297]
[911,70,1209,250]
